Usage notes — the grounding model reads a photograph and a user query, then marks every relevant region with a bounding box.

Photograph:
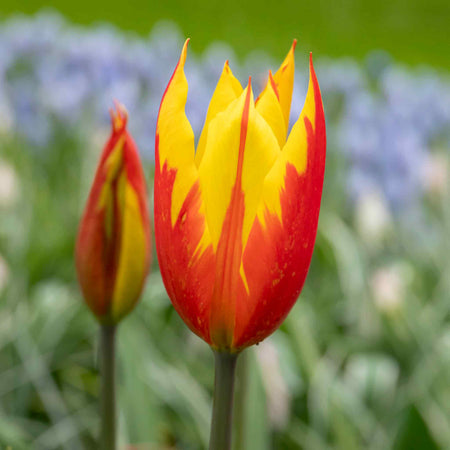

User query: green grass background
[1,0,449,69]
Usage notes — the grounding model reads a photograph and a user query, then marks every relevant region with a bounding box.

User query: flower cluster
[0,13,449,210]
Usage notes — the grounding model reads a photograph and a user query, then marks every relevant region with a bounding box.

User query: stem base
[209,350,239,450]
[100,324,117,450]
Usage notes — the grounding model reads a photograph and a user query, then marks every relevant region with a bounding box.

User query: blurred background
[0,1,450,449]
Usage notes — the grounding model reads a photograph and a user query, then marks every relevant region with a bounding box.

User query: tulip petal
[156,39,198,226]
[110,176,148,321]
[195,61,243,167]
[233,54,326,349]
[155,40,216,343]
[111,148,150,322]
[198,81,283,348]
[255,70,287,147]
[206,85,251,348]
[272,40,296,128]
[256,54,322,223]
[155,158,216,343]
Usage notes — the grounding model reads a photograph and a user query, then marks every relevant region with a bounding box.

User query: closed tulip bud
[76,103,151,324]
[155,40,326,352]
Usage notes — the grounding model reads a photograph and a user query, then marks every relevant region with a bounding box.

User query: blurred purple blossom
[0,12,449,211]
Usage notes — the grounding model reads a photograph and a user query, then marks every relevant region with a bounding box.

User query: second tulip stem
[209,350,239,450]
[100,324,117,450]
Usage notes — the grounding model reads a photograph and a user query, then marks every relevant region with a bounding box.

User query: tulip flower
[76,102,151,325]
[75,103,151,450]
[155,40,325,351]
[155,40,325,450]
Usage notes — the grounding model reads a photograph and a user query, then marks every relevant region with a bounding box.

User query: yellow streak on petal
[195,61,243,167]
[111,174,147,321]
[241,101,280,247]
[256,59,317,226]
[105,137,125,178]
[198,85,279,251]
[191,219,214,265]
[96,136,125,238]
[272,40,296,128]
[255,71,287,147]
[198,90,248,249]
[240,262,249,294]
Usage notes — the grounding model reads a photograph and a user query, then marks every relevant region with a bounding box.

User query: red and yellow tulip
[76,103,151,324]
[155,41,326,352]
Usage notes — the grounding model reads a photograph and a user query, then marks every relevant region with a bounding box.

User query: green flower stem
[233,351,248,450]
[209,350,239,450]
[100,324,117,450]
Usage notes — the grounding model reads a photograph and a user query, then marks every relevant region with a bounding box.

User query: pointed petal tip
[307,52,321,101]
[245,76,253,99]
[292,39,297,51]
[309,52,316,73]
[242,77,253,105]
[110,100,128,132]
[180,38,190,64]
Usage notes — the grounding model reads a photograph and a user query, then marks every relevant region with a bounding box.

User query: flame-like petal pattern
[155,41,326,352]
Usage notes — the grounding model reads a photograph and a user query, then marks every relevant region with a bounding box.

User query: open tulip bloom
[76,103,151,450]
[155,39,326,449]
